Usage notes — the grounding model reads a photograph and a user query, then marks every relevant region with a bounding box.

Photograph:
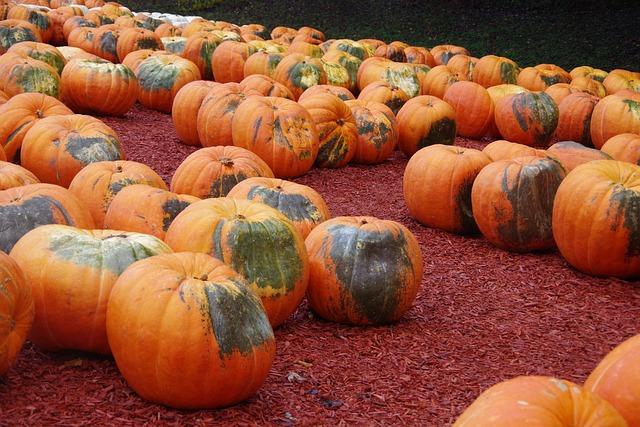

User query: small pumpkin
[6,8,50,43]
[91,25,121,63]
[430,44,469,65]
[358,80,409,115]
[571,65,608,82]
[590,91,640,149]
[443,81,493,138]
[357,57,420,98]
[495,91,559,146]
[473,55,520,88]
[62,17,98,42]
[0,52,60,99]
[322,50,362,86]
[555,92,600,146]
[344,99,398,164]
[546,141,611,172]
[121,48,169,72]
[67,26,98,56]
[601,133,640,165]
[374,43,406,62]
[445,54,477,81]
[0,161,39,190]
[273,53,327,100]
[160,36,186,55]
[420,64,460,99]
[171,80,219,146]
[570,76,606,98]
[404,46,435,67]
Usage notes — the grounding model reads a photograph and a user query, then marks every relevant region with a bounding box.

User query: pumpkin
[358,81,409,115]
[585,333,640,426]
[430,44,469,65]
[239,74,293,99]
[320,59,353,91]
[68,160,167,227]
[552,160,640,277]
[210,40,256,84]
[298,85,354,103]
[231,96,319,178]
[495,91,559,146]
[0,183,94,253]
[357,57,420,98]
[404,144,491,234]
[6,7,51,43]
[298,93,358,168]
[67,26,98,56]
[0,251,34,375]
[57,46,101,62]
[160,36,186,55]
[603,69,640,95]
[396,95,457,157]
[288,40,322,58]
[170,146,274,199]
[227,177,330,238]
[135,54,201,113]
[357,38,385,53]
[270,25,296,40]
[165,198,309,328]
[305,216,422,325]
[545,82,582,106]
[121,48,168,72]
[482,139,547,161]
[106,252,275,409]
[591,91,640,149]
[547,141,611,171]
[197,83,260,148]
[454,376,627,427]
[171,80,218,146]
[10,224,171,354]
[443,81,493,138]
[472,156,566,252]
[180,18,217,38]
[7,41,66,75]
[179,32,221,80]
[473,55,520,88]
[322,50,362,87]
[420,64,460,99]
[571,65,608,82]
[404,46,435,66]
[327,39,369,61]
[243,50,284,79]
[116,27,163,62]
[0,52,60,99]
[445,54,476,81]
[0,161,39,190]
[0,89,7,105]
[555,92,600,146]
[570,76,606,98]
[601,133,640,165]
[344,99,397,164]
[90,25,122,63]
[241,23,269,40]
[374,43,406,62]
[273,53,326,100]
[516,65,571,91]
[297,26,325,43]
[61,57,138,116]
[0,92,73,163]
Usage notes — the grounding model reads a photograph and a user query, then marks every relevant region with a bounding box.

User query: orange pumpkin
[210,40,256,83]
[305,216,422,325]
[91,25,122,63]
[49,6,84,46]
[68,160,167,227]
[57,46,101,62]
[7,41,66,75]
[445,54,477,81]
[356,57,420,98]
[358,80,409,115]
[322,50,362,86]
[6,6,51,43]
[374,43,406,62]
[165,198,309,328]
[404,144,491,234]
[160,36,186,55]
[555,92,600,146]
[443,81,494,138]
[171,80,219,146]
[570,76,606,98]
[552,160,640,277]
[495,91,559,146]
[430,44,469,65]
[344,99,397,164]
[106,252,276,409]
[473,55,520,88]
[472,156,566,252]
[298,83,354,103]
[116,27,163,62]
[404,46,435,66]
[270,26,296,40]
[601,133,640,165]
[396,95,457,157]
[62,17,97,42]
[0,251,34,375]
[297,26,325,43]
[485,84,529,136]
[590,91,640,149]
[67,26,98,56]
[546,141,611,172]
[0,161,39,190]
[273,53,327,100]
[180,32,221,80]
[545,82,582,106]
[240,23,269,40]
[238,74,293,99]
[420,64,460,99]
[0,52,60,99]
[242,50,284,79]
[481,139,547,161]
[121,48,168,72]
[516,65,571,91]
[571,65,608,82]
[603,69,640,95]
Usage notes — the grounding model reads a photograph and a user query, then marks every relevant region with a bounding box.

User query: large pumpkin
[273,53,326,100]
[473,55,520,88]
[472,156,566,252]
[21,114,124,187]
[165,198,309,328]
[210,40,256,83]
[0,183,94,253]
[344,99,397,164]
[305,216,422,325]
[91,25,121,63]
[585,334,640,427]
[121,49,169,72]
[180,32,221,80]
[231,96,319,178]
[10,225,171,354]
[555,92,600,146]
[0,52,60,99]
[0,19,41,54]
[61,58,139,116]
[358,80,409,115]
[68,160,167,227]
[495,91,559,146]
[552,160,640,277]
[227,177,330,238]
[0,92,73,163]
[603,69,640,95]
[0,252,34,375]
[7,41,66,75]
[171,80,218,146]
[0,161,39,190]
[590,91,640,149]
[546,141,611,172]
[170,146,274,199]
[601,133,640,165]
[357,57,420,98]
[454,376,627,427]
[396,95,457,157]
[106,252,275,409]
[443,81,494,139]
[420,64,460,99]
[404,145,491,234]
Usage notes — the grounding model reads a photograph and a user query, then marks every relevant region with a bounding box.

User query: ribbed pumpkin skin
[0,161,39,190]
[57,46,101,62]
[495,91,559,146]
[50,7,85,46]
[68,160,167,227]
[232,96,319,178]
[7,41,66,75]
[486,84,529,137]
[545,82,581,106]
[305,216,422,325]
[420,64,460,99]
[299,93,358,168]
[243,51,284,79]
[273,53,327,100]
[552,160,640,278]
[104,184,199,240]
[298,84,355,103]
[61,58,139,116]
[585,334,640,426]
[344,99,397,164]
[179,32,221,80]
[517,66,571,91]
[601,133,640,165]
[482,139,547,161]
[555,92,600,146]
[121,49,169,73]
[603,69,640,95]
[546,141,611,172]
[171,80,218,146]
[356,57,420,98]
[210,41,257,84]
[106,252,275,409]
[322,50,362,87]
[454,376,627,427]
[21,115,124,187]
[165,198,309,328]
[62,17,97,43]
[10,225,171,354]
[571,65,608,82]
[472,156,566,252]
[135,54,201,113]
[170,146,274,199]
[239,74,294,99]
[0,252,34,375]
[116,27,163,63]
[404,145,491,234]
[0,183,95,253]
[443,81,494,138]
[396,95,457,157]
[0,19,42,54]
[91,26,121,63]
[446,54,476,81]
[358,80,409,115]
[0,93,73,163]
[430,44,469,65]
[0,52,60,99]
[227,177,330,238]
[67,27,98,56]
[590,92,640,149]
[571,76,606,98]
[473,55,521,88]
[374,43,406,62]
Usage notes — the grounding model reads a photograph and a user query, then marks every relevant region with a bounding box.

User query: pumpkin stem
[198,274,208,281]
[220,157,234,166]
[36,109,44,119]
[336,118,344,126]
[360,219,368,225]
[236,214,246,220]
[115,165,123,172]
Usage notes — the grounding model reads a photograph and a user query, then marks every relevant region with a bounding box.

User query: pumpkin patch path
[1,105,639,426]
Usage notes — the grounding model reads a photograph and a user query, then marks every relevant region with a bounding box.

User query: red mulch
[1,104,639,426]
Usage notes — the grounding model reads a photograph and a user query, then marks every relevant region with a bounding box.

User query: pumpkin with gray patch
[0,52,60,99]
[273,53,327,100]
[115,27,163,65]
[10,225,172,354]
[494,91,559,146]
[397,95,457,157]
[305,216,423,325]
[106,252,275,409]
[7,41,66,75]
[345,99,398,164]
[21,114,124,187]
[0,19,42,54]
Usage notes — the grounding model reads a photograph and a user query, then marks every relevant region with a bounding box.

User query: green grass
[123,0,639,71]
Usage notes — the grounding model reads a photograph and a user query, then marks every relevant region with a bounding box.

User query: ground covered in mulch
[1,105,639,426]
